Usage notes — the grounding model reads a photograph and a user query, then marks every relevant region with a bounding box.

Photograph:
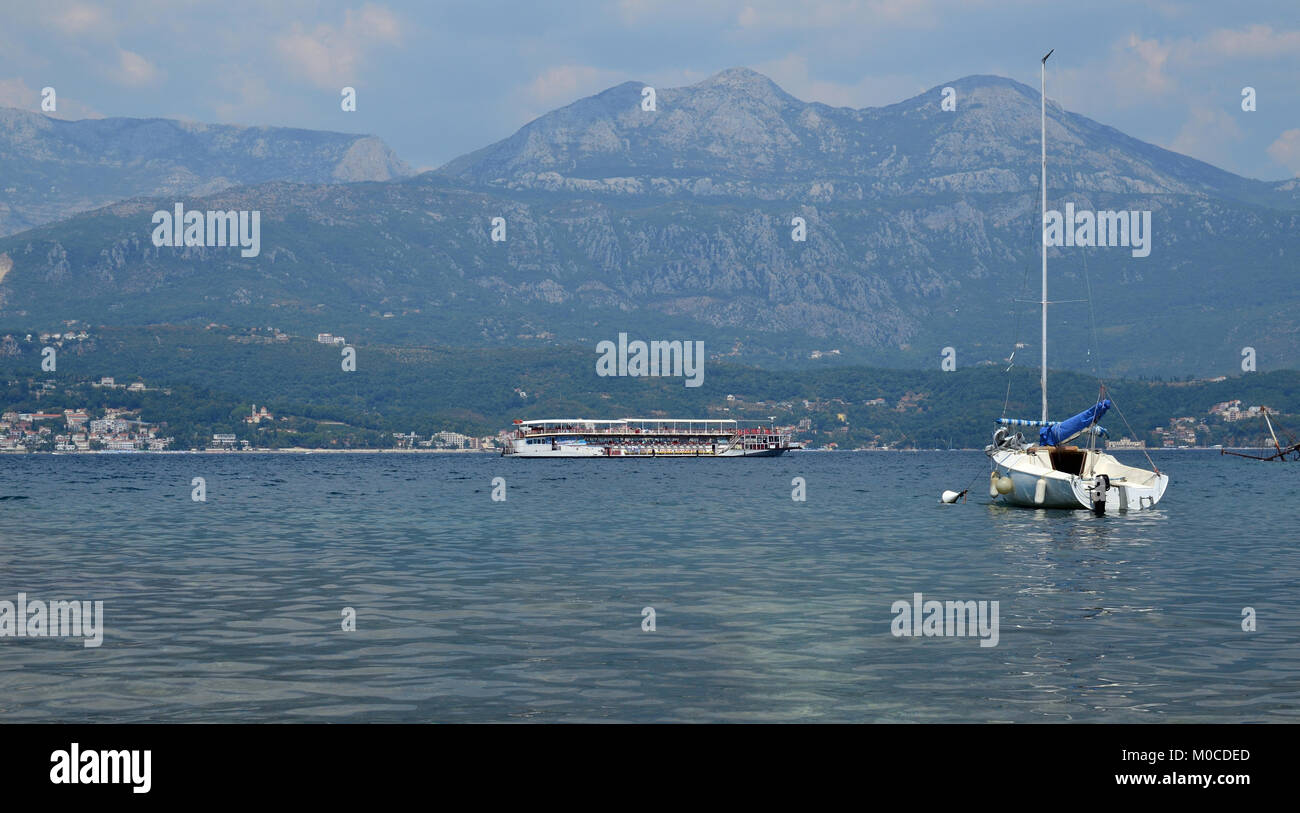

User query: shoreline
[3,447,498,455]
[1,446,1246,455]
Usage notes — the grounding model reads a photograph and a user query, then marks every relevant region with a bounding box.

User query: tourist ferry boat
[503,418,799,458]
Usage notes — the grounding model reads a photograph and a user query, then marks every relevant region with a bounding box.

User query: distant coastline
[2,446,1250,455]
[5,447,497,455]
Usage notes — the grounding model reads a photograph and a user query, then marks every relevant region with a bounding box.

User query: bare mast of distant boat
[1220,408,1300,461]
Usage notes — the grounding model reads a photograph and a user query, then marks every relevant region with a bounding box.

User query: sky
[1,0,1297,180]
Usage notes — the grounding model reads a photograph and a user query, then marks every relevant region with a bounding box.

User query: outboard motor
[1088,474,1110,515]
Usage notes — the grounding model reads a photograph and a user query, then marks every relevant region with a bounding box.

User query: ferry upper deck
[513,418,751,435]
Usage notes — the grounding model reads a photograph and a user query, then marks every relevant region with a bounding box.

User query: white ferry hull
[506,442,790,458]
[503,418,797,458]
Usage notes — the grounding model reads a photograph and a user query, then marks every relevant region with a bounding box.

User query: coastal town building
[245,404,274,424]
[2,401,172,452]
[425,430,477,449]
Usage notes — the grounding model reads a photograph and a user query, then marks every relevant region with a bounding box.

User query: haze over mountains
[1,68,1295,378]
[0,107,412,237]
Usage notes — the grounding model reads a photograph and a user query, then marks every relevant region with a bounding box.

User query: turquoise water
[0,450,1295,722]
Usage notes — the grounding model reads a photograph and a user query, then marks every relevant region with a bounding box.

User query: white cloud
[0,76,101,118]
[0,77,37,108]
[112,49,162,86]
[1169,107,1244,166]
[1202,24,1300,59]
[523,65,627,109]
[211,70,274,124]
[1121,34,1175,95]
[614,0,1010,29]
[737,0,940,29]
[754,53,923,108]
[510,64,708,126]
[47,3,111,37]
[615,0,742,26]
[1267,129,1300,177]
[1107,24,1300,86]
[1066,25,1300,113]
[276,4,404,90]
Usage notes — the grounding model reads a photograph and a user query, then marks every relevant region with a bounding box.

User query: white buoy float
[941,490,961,503]
[989,471,1014,497]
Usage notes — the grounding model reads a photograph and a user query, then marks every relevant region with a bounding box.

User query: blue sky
[2,0,1297,180]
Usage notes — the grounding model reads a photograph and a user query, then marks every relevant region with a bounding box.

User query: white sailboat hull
[989,448,1168,511]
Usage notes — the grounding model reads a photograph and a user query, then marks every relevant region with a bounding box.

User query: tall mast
[1264,408,1282,454]
[1040,49,1053,423]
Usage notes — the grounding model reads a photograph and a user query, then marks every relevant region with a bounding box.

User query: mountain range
[0,107,411,237]
[1,68,1296,378]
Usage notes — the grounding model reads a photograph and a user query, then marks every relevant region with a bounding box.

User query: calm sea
[1,450,1295,722]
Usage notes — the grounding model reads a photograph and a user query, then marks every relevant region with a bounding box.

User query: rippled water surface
[1,451,1296,722]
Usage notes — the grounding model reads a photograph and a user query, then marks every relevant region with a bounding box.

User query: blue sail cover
[1040,399,1112,446]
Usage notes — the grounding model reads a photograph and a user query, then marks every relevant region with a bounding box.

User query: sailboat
[1220,408,1300,461]
[984,50,1169,513]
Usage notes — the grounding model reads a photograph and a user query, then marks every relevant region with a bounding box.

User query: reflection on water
[0,451,1296,722]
